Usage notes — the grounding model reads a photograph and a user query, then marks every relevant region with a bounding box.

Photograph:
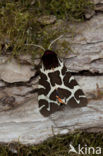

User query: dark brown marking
[62,66,67,75]
[69,80,78,89]
[67,90,87,108]
[49,88,71,103]
[40,72,47,80]
[39,100,50,117]
[57,88,71,99]
[75,89,88,107]
[63,72,71,86]
[49,90,57,101]
[39,99,62,117]
[75,89,84,100]
[67,97,79,108]
[39,79,50,96]
[64,72,78,89]
[48,71,62,86]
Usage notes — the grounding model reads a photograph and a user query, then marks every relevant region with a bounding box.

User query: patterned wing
[38,59,87,117]
[38,63,63,117]
[62,66,88,108]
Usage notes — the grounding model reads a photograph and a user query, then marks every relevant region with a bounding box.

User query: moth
[35,36,87,117]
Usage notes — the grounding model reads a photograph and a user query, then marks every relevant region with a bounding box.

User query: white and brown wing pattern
[38,50,87,117]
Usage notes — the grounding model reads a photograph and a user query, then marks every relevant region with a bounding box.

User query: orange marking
[56,96,64,104]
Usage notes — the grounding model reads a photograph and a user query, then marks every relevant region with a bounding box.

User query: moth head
[41,49,59,70]
[29,35,63,70]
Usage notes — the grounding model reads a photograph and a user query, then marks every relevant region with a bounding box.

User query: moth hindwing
[38,50,87,117]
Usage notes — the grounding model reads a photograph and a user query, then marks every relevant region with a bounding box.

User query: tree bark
[0,13,103,144]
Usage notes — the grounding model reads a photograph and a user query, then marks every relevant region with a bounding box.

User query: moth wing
[38,67,62,117]
[62,65,88,107]
[38,62,88,117]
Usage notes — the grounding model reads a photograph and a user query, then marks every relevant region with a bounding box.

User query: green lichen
[0,0,94,58]
[0,131,103,156]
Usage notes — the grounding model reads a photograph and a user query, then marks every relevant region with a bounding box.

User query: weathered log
[0,75,103,144]
[0,13,103,145]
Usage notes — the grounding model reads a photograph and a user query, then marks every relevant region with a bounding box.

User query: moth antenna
[25,44,45,51]
[48,35,63,50]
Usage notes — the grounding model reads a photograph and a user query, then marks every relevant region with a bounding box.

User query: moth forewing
[38,50,87,117]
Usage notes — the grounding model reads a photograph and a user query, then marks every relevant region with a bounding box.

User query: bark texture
[0,1,103,144]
